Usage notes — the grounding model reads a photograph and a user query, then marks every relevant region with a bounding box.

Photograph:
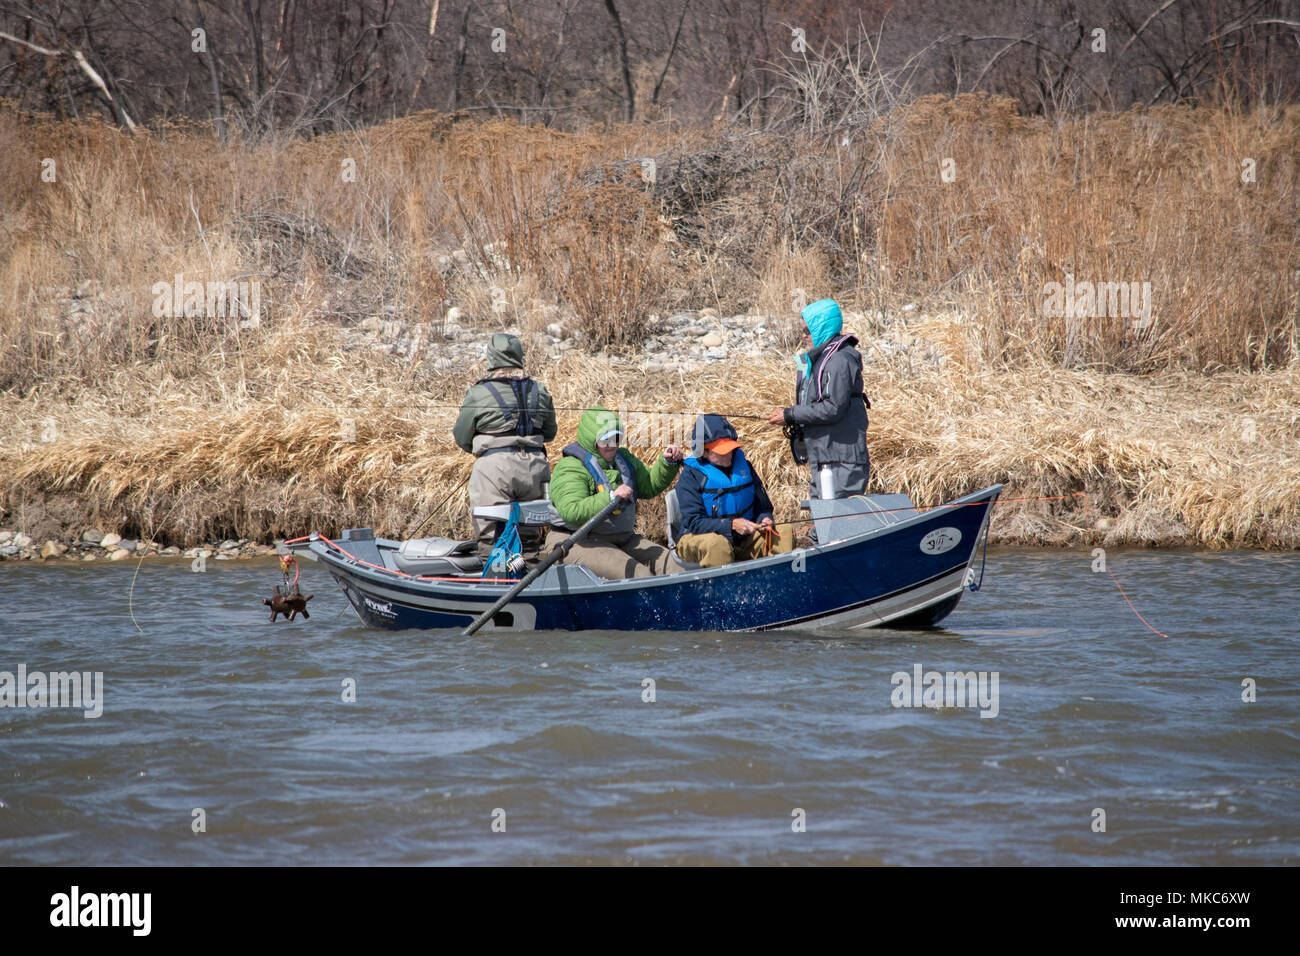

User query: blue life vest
[683,449,756,519]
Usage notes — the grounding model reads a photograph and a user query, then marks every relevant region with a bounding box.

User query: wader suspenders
[478,377,542,438]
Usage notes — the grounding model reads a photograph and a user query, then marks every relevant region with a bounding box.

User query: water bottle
[819,465,836,499]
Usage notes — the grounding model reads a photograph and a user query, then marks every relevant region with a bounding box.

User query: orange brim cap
[705,437,741,454]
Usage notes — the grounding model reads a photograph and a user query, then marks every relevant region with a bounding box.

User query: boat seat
[472,499,559,527]
[664,490,702,571]
[800,493,920,544]
[392,537,483,576]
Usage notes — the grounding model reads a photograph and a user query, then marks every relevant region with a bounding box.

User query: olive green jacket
[453,371,557,455]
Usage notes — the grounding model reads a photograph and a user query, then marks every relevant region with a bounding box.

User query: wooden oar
[461,496,623,637]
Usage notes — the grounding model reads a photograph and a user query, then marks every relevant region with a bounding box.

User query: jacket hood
[576,406,624,455]
[690,413,738,457]
[801,299,843,350]
[799,300,849,376]
[486,332,525,370]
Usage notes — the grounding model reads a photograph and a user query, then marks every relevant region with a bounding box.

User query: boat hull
[292,485,1001,633]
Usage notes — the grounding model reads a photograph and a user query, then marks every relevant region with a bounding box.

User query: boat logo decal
[363,596,397,618]
[919,527,962,555]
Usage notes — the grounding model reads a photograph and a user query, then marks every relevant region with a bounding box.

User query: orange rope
[282,496,1170,639]
[1106,566,1169,638]
[281,493,1082,544]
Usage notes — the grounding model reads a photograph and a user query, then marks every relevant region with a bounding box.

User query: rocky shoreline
[0,528,282,563]
[345,297,945,376]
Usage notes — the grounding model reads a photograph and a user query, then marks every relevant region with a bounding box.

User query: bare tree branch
[604,0,634,122]
[0,28,60,56]
[0,27,137,129]
[1120,0,1183,57]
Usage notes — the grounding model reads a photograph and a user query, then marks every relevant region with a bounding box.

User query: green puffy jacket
[550,406,680,533]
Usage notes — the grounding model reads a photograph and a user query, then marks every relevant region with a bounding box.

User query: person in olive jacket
[453,333,557,558]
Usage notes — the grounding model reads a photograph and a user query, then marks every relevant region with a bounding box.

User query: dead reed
[2,310,1296,548]
[0,99,1297,548]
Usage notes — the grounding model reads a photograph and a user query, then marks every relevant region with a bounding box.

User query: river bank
[2,103,1296,552]
[2,305,1297,554]
[0,529,277,563]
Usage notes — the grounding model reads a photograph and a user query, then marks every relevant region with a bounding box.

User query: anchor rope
[765,492,1087,529]
[968,509,992,592]
[280,553,300,588]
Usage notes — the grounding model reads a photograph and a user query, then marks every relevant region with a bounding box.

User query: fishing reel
[783,422,808,465]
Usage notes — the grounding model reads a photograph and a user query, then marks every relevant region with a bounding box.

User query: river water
[0,549,1296,865]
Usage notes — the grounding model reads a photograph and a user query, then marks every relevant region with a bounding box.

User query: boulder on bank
[40,540,67,559]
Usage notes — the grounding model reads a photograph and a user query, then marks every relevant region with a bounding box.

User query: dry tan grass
[1,101,1297,548]
[869,95,1300,371]
[2,310,1296,548]
[4,97,1296,388]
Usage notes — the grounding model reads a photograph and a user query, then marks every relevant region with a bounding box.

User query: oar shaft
[461,496,623,637]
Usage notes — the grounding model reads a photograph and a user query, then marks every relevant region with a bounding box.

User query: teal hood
[800,299,844,375]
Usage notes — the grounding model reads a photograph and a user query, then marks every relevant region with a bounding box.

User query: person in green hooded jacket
[546,406,685,579]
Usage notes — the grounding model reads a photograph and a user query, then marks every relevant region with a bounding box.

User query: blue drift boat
[286,485,1001,633]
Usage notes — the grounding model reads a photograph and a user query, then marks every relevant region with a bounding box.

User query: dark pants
[808,461,869,499]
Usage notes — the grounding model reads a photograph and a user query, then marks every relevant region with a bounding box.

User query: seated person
[546,406,685,579]
[675,414,794,568]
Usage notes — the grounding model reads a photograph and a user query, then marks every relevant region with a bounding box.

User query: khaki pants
[469,449,550,559]
[545,529,683,580]
[676,526,795,568]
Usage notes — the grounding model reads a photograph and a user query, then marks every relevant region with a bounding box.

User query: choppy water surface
[1,549,1296,865]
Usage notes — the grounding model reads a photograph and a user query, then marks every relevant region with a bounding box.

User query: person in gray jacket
[453,333,558,559]
[767,298,870,499]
